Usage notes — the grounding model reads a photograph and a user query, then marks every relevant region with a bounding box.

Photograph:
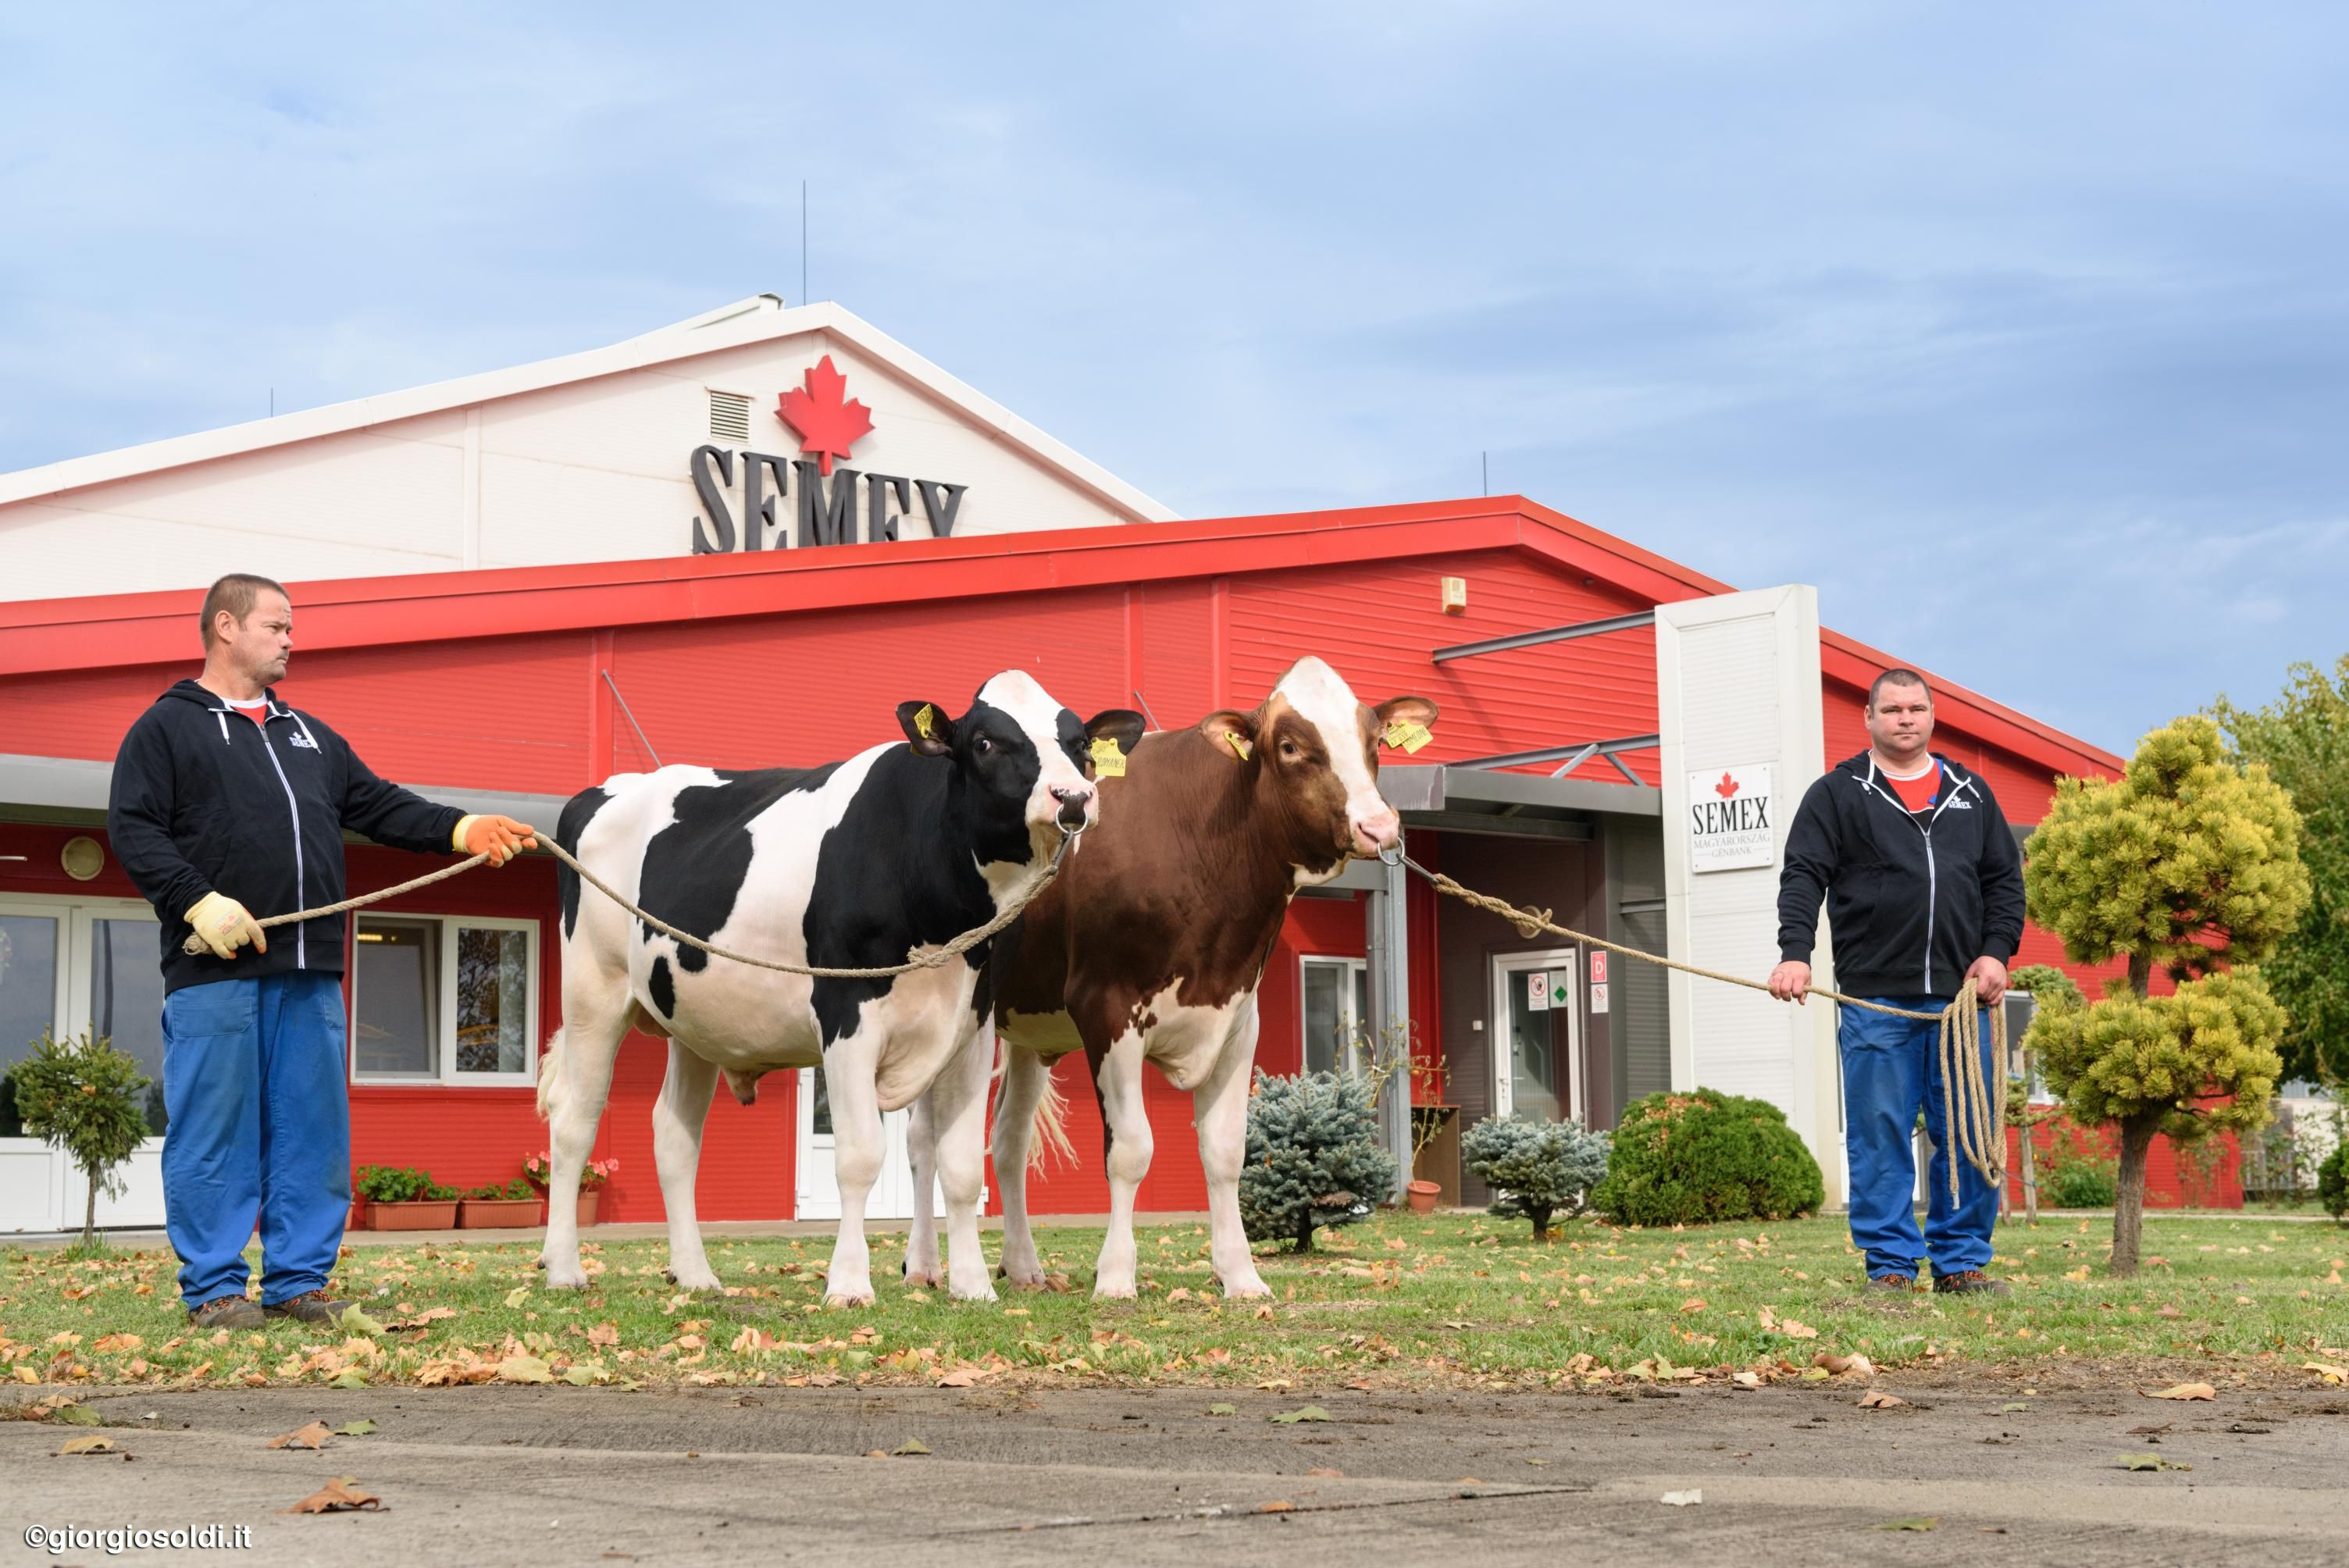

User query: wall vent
[708,390,752,444]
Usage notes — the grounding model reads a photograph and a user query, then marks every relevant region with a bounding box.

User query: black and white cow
[535,672,1143,1305]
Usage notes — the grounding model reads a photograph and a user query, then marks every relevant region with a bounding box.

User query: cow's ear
[1197,707,1260,763]
[1374,696,1438,754]
[1084,708,1146,755]
[896,700,957,757]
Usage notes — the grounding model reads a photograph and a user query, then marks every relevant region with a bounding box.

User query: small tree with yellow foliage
[2024,717,2308,1274]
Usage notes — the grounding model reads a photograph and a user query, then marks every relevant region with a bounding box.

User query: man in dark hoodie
[1769,668,2023,1296]
[107,573,539,1329]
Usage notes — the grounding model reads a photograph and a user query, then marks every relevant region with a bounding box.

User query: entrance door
[1,896,168,1232]
[793,1065,928,1221]
[1490,949,1582,1124]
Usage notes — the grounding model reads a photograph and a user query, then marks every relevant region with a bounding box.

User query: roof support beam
[1430,608,1657,665]
[1452,733,1660,773]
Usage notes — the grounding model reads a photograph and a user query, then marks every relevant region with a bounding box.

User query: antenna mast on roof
[801,180,808,305]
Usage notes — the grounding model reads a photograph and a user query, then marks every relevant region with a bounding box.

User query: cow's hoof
[903,1269,944,1290]
[544,1267,590,1291]
[1092,1281,1139,1301]
[1222,1276,1273,1300]
[1000,1273,1047,1293]
[948,1279,1000,1304]
[661,1267,722,1292]
[825,1290,877,1310]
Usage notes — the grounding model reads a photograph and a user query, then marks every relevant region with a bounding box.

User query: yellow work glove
[184,891,266,959]
[453,814,539,867]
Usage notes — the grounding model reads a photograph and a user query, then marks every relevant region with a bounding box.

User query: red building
[1,496,2230,1231]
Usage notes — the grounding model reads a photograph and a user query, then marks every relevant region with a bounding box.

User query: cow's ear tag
[1381,720,1432,754]
[914,704,937,739]
[1225,732,1253,761]
[1089,737,1128,778]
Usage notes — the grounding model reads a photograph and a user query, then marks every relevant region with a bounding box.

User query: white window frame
[349,913,537,1088]
[1299,954,1370,1077]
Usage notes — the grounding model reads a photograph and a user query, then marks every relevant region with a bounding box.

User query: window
[1301,956,1368,1076]
[351,914,536,1085]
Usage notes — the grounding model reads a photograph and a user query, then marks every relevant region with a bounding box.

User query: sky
[3,3,2343,754]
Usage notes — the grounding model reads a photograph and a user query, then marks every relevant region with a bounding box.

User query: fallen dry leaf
[282,1477,382,1513]
[1858,1390,1907,1409]
[1256,1500,1297,1514]
[1781,1318,1820,1340]
[1877,1517,1937,1532]
[2302,1362,2347,1385]
[890,1439,931,1456]
[1679,1297,1706,1313]
[2142,1382,2216,1401]
[267,1421,333,1451]
[497,1355,554,1384]
[1813,1352,1875,1377]
[1306,1466,1345,1477]
[57,1434,116,1455]
[1271,1406,1332,1424]
[1659,1489,1702,1506]
[1731,1371,1763,1389]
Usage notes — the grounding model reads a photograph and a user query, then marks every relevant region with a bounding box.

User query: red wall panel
[1224,549,1663,788]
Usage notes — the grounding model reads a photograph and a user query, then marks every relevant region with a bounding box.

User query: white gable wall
[0,310,1165,602]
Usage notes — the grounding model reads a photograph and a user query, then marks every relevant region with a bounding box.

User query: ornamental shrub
[1238,1070,1399,1252]
[1459,1115,1611,1238]
[10,1029,151,1249]
[2319,1142,2349,1224]
[355,1165,456,1203]
[1592,1088,1823,1227]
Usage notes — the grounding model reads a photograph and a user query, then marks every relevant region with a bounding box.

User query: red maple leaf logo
[1714,772,1740,800]
[774,355,873,476]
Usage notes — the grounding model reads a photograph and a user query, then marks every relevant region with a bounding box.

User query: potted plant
[524,1152,618,1227]
[10,1030,150,1253]
[354,1164,460,1230]
[458,1178,544,1229]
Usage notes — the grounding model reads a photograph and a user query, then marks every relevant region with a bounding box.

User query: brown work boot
[1932,1269,2009,1296]
[188,1293,265,1330]
[263,1288,355,1325]
[1864,1272,1915,1294]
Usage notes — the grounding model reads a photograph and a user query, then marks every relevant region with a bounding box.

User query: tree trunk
[2126,952,2152,1000]
[1527,1204,1553,1241]
[2109,1118,2158,1277]
[80,1164,98,1250]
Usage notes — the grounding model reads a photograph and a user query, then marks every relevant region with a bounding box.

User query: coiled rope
[179,829,1075,981]
[1392,851,2005,1205]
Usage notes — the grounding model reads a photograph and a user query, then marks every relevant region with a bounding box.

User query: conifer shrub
[1591,1087,1823,1227]
[1459,1115,1611,1238]
[2319,1141,2349,1224]
[1238,1070,1399,1252]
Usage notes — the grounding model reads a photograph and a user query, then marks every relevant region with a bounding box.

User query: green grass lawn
[5,1211,2346,1395]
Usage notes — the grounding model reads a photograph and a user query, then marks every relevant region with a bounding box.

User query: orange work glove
[452,814,539,867]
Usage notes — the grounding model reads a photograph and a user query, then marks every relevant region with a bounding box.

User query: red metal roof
[0,495,2123,779]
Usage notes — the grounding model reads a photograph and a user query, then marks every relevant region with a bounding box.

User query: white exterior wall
[0,304,1169,601]
[1654,584,1845,1203]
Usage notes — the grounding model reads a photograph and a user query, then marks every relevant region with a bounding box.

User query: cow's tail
[992,1042,1077,1172]
[535,1025,568,1122]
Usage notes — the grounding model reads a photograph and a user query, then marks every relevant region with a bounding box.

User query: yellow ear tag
[1226,732,1253,761]
[1382,720,1432,754]
[914,704,936,739]
[1089,736,1127,778]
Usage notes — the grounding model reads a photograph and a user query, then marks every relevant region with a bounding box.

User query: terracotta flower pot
[1406,1179,1442,1214]
[366,1199,459,1231]
[574,1188,601,1228]
[458,1198,545,1230]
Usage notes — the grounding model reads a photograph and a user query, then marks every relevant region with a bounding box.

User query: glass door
[1301,956,1369,1075]
[794,1066,935,1221]
[66,903,168,1227]
[1490,948,1582,1124]
[0,901,70,1231]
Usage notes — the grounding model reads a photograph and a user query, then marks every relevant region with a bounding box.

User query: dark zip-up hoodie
[1776,750,2026,1001]
[107,679,466,996]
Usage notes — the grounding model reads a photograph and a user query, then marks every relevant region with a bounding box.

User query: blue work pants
[159,972,351,1309]
[1839,996,1999,1280]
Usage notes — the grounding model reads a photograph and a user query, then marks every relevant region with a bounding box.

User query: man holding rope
[1769,668,2023,1295]
[106,573,538,1329]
